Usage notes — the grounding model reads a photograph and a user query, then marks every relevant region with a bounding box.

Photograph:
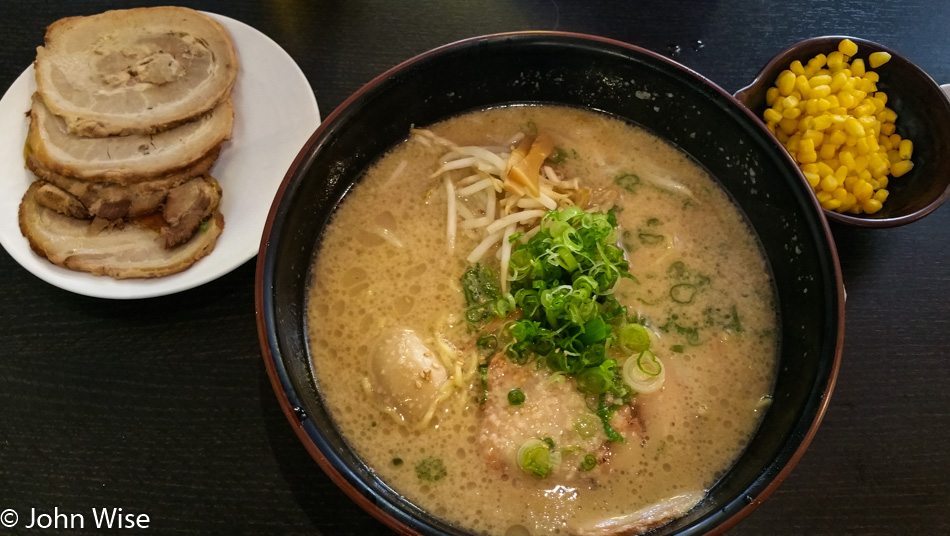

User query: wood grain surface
[1,1,948,534]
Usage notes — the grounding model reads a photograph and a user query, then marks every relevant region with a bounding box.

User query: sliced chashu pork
[19,179,224,279]
[26,146,220,220]
[478,356,642,482]
[161,176,222,248]
[34,6,237,137]
[28,93,233,184]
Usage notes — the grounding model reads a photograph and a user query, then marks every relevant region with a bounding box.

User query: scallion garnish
[507,388,526,406]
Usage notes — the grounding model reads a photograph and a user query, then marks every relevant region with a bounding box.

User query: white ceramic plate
[0,13,320,299]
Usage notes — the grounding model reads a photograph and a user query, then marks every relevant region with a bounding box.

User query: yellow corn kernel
[811,85,832,99]
[853,103,874,117]
[879,135,892,150]
[859,79,877,93]
[776,130,789,142]
[795,75,812,97]
[839,150,856,169]
[891,160,914,177]
[798,151,817,164]
[816,98,832,112]
[801,163,819,173]
[869,51,891,68]
[844,116,865,137]
[790,60,805,76]
[878,176,889,188]
[816,161,835,178]
[898,139,913,160]
[829,71,848,92]
[813,114,834,130]
[818,143,836,160]
[845,134,858,147]
[862,198,883,214]
[821,198,842,210]
[868,97,885,111]
[827,51,846,71]
[867,135,880,152]
[804,171,821,188]
[886,149,901,163]
[853,180,874,202]
[838,39,859,57]
[868,178,880,189]
[864,71,880,82]
[809,74,833,87]
[853,155,869,172]
[869,154,888,177]
[858,169,872,182]
[809,53,828,69]
[783,107,802,119]
[777,70,796,96]
[875,91,888,104]
[880,122,896,136]
[765,87,780,106]
[828,129,848,146]
[834,165,848,181]
[779,117,799,135]
[889,133,902,146]
[832,186,849,202]
[818,174,838,192]
[804,99,820,115]
[843,174,859,190]
[816,190,832,203]
[764,108,782,123]
[782,95,800,108]
[838,91,856,109]
[873,189,889,202]
[851,58,866,77]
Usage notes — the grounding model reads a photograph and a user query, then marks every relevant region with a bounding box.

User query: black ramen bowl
[257,32,845,535]
[735,35,950,228]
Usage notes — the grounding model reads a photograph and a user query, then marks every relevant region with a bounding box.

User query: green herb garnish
[508,388,526,406]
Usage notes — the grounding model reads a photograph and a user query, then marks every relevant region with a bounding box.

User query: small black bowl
[257,32,844,535]
[736,35,950,228]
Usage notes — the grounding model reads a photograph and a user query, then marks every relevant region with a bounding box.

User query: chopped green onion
[618,324,651,353]
[476,335,497,356]
[478,364,489,404]
[580,453,597,471]
[671,344,684,353]
[517,439,560,478]
[615,173,641,193]
[623,350,666,394]
[574,414,601,439]
[670,283,697,304]
[507,388,526,406]
[392,457,403,466]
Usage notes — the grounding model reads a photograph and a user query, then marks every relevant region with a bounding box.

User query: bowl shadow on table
[257,364,390,535]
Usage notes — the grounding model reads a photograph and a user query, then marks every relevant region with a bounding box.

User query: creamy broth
[307,106,778,535]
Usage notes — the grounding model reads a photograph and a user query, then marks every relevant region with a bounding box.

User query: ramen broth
[307,106,778,535]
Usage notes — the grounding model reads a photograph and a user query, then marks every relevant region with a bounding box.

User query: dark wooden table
[2,1,948,534]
